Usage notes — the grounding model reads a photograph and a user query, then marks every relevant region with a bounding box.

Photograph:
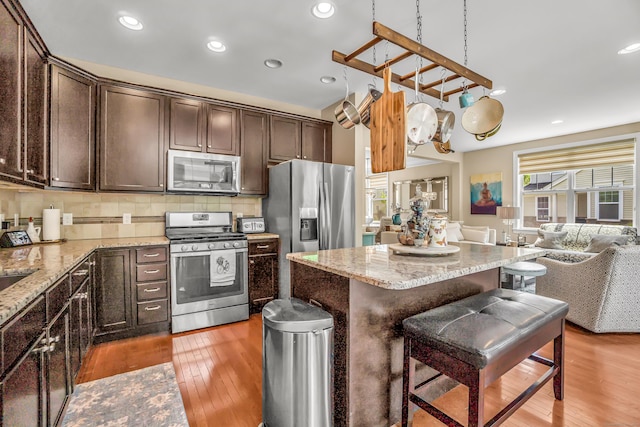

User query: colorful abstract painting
[470,172,502,215]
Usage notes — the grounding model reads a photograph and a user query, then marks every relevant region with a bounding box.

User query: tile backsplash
[0,188,261,240]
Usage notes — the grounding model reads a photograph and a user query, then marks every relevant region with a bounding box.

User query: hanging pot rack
[332,21,493,102]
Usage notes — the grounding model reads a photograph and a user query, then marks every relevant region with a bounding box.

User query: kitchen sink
[0,271,36,292]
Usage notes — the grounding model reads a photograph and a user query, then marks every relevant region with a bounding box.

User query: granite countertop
[246,233,279,240]
[287,243,546,290]
[0,237,169,325]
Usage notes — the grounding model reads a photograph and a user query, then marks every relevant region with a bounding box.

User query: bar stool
[401,289,568,427]
[502,261,547,289]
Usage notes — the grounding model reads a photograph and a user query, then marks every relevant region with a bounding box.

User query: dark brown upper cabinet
[49,63,96,190]
[169,97,239,156]
[269,115,332,163]
[99,84,166,192]
[0,0,47,185]
[169,97,204,151]
[240,110,268,195]
[206,104,239,155]
[302,121,332,163]
[269,116,301,162]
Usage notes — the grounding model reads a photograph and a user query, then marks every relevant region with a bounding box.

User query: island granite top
[287,243,546,290]
[0,237,169,325]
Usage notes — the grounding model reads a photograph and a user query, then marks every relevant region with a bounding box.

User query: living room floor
[78,314,640,426]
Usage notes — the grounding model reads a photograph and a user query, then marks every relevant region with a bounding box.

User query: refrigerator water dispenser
[300,218,318,241]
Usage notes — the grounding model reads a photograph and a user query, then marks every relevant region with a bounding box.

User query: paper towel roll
[42,208,61,241]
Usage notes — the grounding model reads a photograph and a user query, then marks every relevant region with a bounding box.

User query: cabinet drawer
[249,239,278,255]
[70,258,92,292]
[1,296,46,375]
[136,247,167,264]
[47,276,71,322]
[135,263,167,282]
[136,281,168,301]
[137,300,168,325]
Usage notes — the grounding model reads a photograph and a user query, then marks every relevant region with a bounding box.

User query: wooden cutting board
[370,67,406,173]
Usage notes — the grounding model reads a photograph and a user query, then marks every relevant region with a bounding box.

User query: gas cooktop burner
[165,229,246,242]
[165,211,247,242]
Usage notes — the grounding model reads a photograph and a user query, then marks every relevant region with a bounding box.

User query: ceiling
[20,0,640,153]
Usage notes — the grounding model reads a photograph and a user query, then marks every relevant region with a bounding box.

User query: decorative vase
[428,217,448,247]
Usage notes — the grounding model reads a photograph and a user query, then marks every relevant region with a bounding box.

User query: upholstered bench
[401,289,568,427]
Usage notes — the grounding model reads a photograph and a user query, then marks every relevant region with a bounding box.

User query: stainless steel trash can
[262,298,334,427]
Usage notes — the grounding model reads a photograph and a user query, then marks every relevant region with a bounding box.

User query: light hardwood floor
[77,314,640,426]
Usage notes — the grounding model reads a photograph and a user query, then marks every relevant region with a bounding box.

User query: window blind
[366,173,388,189]
[518,139,635,174]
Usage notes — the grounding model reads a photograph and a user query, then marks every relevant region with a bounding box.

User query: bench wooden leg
[402,337,415,427]
[468,369,486,427]
[554,320,565,400]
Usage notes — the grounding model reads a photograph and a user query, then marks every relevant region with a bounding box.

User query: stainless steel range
[166,212,248,333]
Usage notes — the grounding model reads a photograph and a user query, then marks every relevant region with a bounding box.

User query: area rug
[61,363,189,427]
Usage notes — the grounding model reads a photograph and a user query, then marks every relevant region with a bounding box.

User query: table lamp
[497,206,520,243]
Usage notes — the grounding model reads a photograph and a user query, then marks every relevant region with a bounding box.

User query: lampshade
[497,206,520,220]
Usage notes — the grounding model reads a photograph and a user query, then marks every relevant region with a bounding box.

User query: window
[597,191,622,221]
[536,196,550,222]
[517,139,636,227]
[365,175,388,223]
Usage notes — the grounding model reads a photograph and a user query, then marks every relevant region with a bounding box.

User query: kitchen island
[287,243,546,427]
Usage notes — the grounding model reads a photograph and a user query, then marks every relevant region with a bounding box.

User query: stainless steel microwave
[167,149,241,195]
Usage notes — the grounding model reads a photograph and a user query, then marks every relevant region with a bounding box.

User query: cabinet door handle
[256,245,270,249]
[143,287,161,293]
[73,269,89,276]
[207,145,212,148]
[303,156,307,159]
[143,252,160,257]
[144,269,160,274]
[249,259,255,264]
[27,169,34,174]
[0,158,5,165]
[52,177,60,181]
[144,305,162,311]
[197,144,202,147]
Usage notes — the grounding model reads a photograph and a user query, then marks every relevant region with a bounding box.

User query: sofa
[531,222,638,263]
[536,245,640,333]
[532,223,639,333]
[380,222,496,245]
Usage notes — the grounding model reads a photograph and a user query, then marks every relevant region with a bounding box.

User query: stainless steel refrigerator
[262,160,355,298]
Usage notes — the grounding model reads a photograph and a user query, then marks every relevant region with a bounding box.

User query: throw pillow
[460,227,489,244]
[533,230,567,250]
[446,222,464,241]
[584,234,629,253]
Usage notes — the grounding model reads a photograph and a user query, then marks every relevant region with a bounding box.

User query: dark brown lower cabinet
[0,278,72,427]
[69,279,91,382]
[46,307,70,427]
[95,248,132,338]
[94,246,169,343]
[248,238,279,314]
[1,331,46,427]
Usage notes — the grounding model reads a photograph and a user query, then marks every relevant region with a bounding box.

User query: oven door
[170,247,248,316]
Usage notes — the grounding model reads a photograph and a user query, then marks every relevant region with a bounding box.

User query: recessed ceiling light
[618,42,640,55]
[551,120,564,125]
[264,59,283,69]
[207,40,226,53]
[490,89,506,96]
[320,76,336,84]
[312,2,335,19]
[118,15,143,31]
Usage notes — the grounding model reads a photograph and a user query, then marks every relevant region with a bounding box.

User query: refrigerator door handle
[318,181,325,250]
[323,182,332,249]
